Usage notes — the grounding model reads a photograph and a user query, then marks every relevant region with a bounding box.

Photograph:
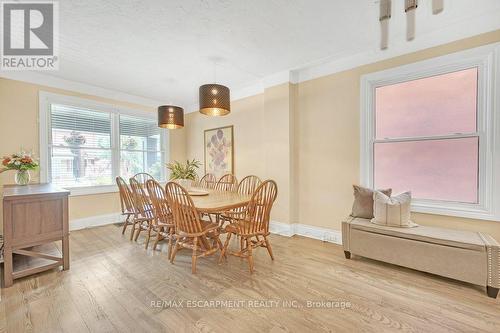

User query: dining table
[188,188,252,214]
[183,188,252,251]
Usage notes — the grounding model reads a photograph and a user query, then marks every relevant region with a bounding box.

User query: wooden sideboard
[2,184,70,287]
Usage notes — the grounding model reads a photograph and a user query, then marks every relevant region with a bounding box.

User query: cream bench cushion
[349,217,485,251]
[342,216,500,298]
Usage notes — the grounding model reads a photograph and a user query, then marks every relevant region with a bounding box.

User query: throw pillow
[351,185,392,219]
[371,191,418,228]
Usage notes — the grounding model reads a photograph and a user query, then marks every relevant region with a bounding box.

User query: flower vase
[15,170,31,185]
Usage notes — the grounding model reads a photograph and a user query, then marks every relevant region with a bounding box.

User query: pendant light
[199,61,231,116]
[199,84,231,116]
[158,105,184,129]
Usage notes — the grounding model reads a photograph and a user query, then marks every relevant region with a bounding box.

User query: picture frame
[204,125,234,178]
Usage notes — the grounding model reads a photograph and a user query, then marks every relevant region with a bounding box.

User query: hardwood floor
[1,223,499,333]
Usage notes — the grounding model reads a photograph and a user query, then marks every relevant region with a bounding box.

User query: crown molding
[0,71,163,107]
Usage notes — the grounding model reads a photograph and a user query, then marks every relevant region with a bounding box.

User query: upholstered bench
[342,216,500,298]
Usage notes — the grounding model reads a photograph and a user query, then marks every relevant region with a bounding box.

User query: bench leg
[344,251,351,259]
[487,286,499,299]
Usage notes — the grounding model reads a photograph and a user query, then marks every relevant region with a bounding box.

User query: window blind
[49,104,113,187]
[50,104,112,149]
[120,114,160,141]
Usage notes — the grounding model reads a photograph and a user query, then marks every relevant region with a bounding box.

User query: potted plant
[166,159,201,189]
[1,151,39,185]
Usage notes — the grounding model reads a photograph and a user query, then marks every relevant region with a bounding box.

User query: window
[119,115,163,180]
[361,44,500,221]
[374,68,479,203]
[40,93,168,195]
[50,104,113,187]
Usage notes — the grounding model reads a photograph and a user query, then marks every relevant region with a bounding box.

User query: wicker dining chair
[220,175,262,240]
[129,177,155,243]
[197,173,216,189]
[215,174,238,192]
[219,180,278,273]
[220,175,261,226]
[237,175,262,195]
[164,181,223,273]
[132,172,154,184]
[116,176,136,235]
[145,179,176,257]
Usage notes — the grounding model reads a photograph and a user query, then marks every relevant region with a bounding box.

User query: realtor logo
[1,1,59,70]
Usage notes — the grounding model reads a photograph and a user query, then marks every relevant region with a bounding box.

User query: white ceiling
[3,0,500,110]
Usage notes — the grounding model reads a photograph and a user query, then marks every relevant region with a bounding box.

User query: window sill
[63,181,168,197]
[411,200,499,222]
[65,185,119,197]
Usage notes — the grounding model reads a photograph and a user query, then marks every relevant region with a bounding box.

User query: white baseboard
[69,213,342,245]
[270,221,342,245]
[70,212,123,231]
[269,220,296,237]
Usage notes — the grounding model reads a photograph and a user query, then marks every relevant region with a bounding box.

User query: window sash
[372,136,480,203]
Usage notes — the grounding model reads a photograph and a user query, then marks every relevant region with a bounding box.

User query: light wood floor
[1,223,499,333]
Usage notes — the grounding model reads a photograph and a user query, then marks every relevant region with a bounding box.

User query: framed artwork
[204,125,234,178]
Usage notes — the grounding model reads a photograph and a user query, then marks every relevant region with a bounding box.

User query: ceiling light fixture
[158,105,184,129]
[199,61,231,116]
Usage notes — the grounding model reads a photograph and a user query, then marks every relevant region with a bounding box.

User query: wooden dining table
[189,188,251,214]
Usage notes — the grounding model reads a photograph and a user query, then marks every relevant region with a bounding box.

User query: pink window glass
[375,68,478,139]
[374,138,479,203]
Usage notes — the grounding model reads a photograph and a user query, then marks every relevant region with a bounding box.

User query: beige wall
[184,93,266,180]
[180,30,500,241]
[0,78,180,223]
[297,30,500,241]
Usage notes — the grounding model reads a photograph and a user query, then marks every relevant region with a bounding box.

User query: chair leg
[263,235,274,260]
[145,224,153,249]
[192,237,198,274]
[344,251,351,259]
[130,221,137,240]
[216,236,224,253]
[122,215,130,234]
[170,239,180,264]
[134,225,142,241]
[246,237,254,273]
[167,228,175,260]
[219,233,232,264]
[153,227,162,251]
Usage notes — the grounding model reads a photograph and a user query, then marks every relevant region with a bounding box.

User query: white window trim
[39,91,169,196]
[360,43,500,222]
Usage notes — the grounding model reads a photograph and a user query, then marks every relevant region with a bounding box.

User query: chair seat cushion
[349,217,486,252]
